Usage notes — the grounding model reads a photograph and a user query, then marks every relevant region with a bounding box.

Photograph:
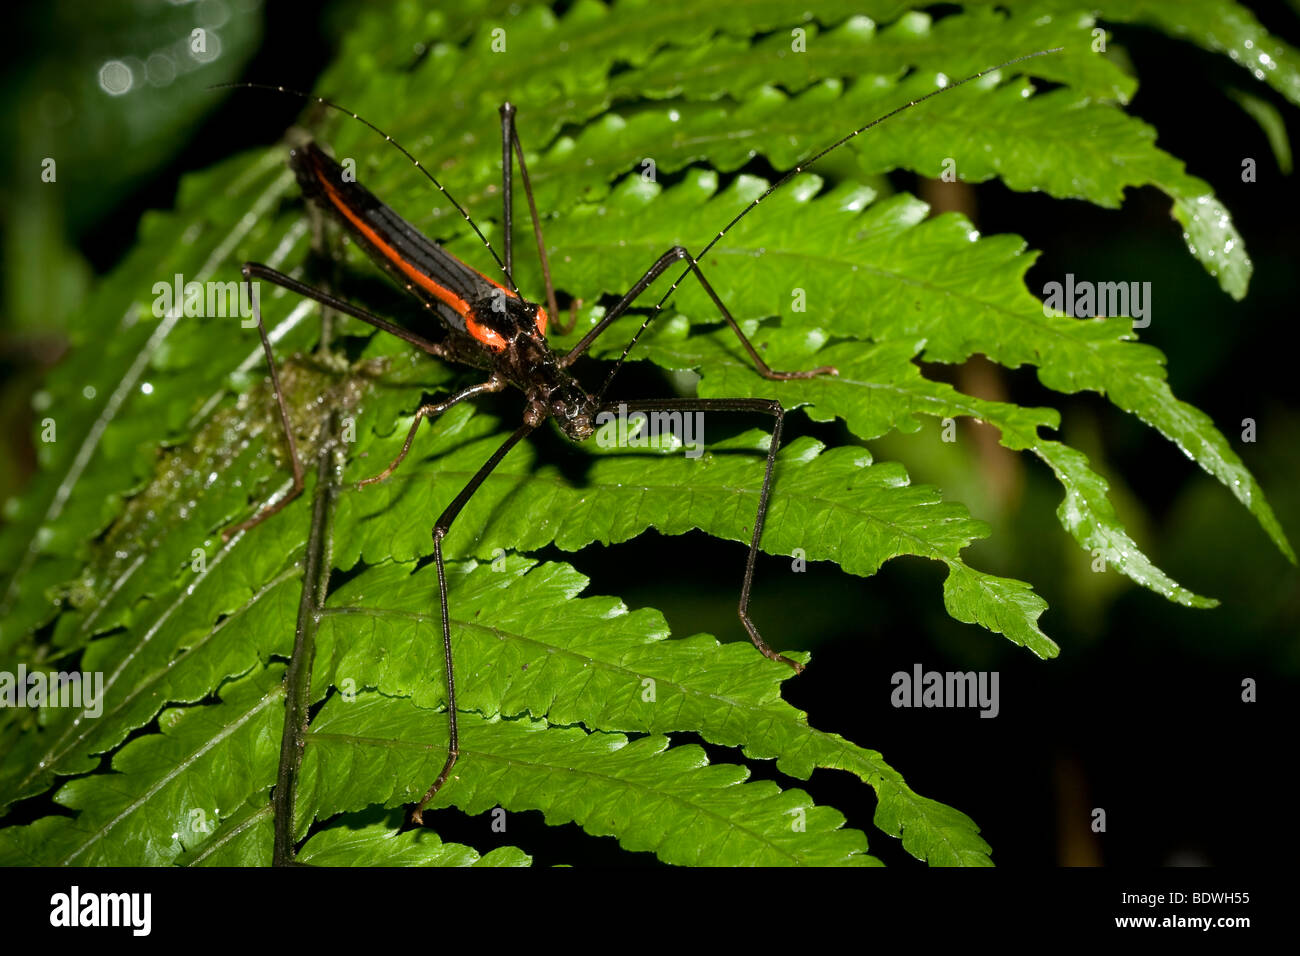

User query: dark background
[2,0,1297,868]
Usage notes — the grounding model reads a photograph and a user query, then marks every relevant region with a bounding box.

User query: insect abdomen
[289,143,495,330]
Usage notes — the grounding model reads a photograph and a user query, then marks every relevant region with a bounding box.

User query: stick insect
[219,47,1059,824]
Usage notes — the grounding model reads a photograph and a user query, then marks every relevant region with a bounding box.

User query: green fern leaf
[1,0,1293,868]
[314,554,993,863]
[298,694,877,867]
[296,808,532,867]
[532,171,1291,565]
[0,667,283,866]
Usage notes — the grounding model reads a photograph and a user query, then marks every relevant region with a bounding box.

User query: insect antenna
[593,47,1064,401]
[209,82,521,296]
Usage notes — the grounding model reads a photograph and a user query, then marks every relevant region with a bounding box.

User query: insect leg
[412,421,539,824]
[562,247,682,367]
[563,247,836,400]
[222,268,306,540]
[679,254,838,381]
[223,263,453,541]
[356,375,506,486]
[607,396,802,673]
[242,262,451,357]
[499,104,516,276]
[500,103,576,333]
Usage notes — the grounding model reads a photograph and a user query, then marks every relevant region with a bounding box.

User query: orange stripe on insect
[465,313,507,349]
[316,170,510,352]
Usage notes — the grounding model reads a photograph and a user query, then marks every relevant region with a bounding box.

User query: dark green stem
[272,416,340,866]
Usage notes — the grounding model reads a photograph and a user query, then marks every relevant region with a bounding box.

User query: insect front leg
[563,246,837,400]
[607,396,803,674]
[499,102,580,334]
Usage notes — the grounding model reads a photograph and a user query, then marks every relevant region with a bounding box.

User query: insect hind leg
[223,270,306,541]
[224,262,456,541]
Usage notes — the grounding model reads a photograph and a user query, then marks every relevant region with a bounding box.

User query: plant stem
[272,414,340,866]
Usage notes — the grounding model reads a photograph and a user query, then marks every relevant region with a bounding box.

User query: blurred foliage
[1,0,264,336]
